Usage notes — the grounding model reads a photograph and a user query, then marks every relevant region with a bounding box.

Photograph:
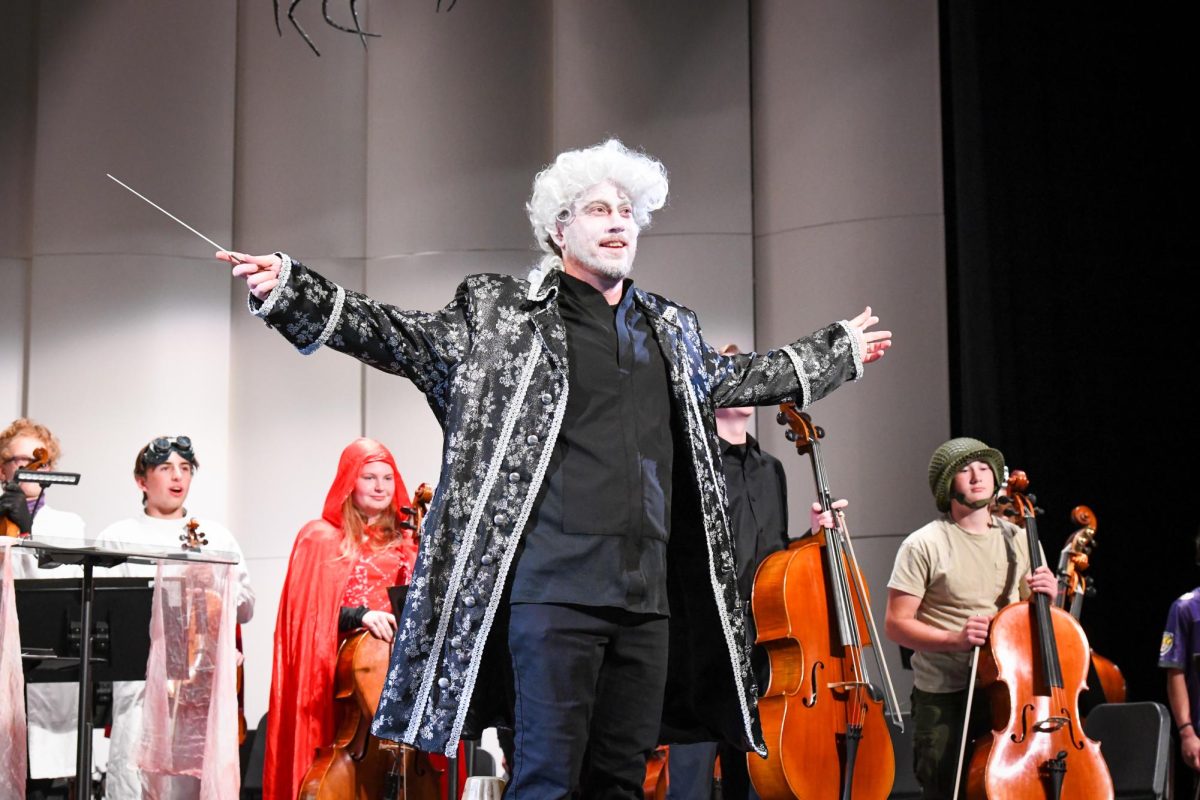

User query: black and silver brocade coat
[251,255,863,757]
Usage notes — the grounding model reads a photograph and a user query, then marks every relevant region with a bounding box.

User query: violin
[173,518,249,742]
[2,447,50,537]
[1054,505,1126,706]
[748,405,902,800]
[964,470,1113,799]
[300,482,442,800]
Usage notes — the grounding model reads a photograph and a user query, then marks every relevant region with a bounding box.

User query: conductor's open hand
[218,251,282,301]
[847,307,892,365]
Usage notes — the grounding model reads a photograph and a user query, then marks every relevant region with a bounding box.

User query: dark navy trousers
[506,603,669,799]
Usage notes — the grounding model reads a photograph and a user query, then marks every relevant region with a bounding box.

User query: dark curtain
[941,0,1194,730]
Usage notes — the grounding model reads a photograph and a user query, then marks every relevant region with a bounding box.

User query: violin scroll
[399,482,434,534]
[1070,505,1097,531]
[180,518,208,550]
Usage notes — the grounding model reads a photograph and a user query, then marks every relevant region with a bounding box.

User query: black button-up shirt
[511,271,674,614]
[721,435,790,601]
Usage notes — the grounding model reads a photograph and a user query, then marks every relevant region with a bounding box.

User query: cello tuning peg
[785,430,798,442]
[776,412,787,425]
[815,426,825,439]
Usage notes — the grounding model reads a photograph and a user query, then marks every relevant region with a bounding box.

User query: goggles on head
[142,436,195,467]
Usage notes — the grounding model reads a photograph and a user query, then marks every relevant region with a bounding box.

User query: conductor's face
[557,180,639,282]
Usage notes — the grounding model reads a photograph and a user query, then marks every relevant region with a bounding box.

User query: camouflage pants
[910,687,989,800]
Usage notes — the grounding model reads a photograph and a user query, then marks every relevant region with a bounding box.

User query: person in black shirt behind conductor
[667,344,846,800]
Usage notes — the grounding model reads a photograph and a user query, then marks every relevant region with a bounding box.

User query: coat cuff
[781,345,812,409]
[836,319,864,381]
[780,321,861,409]
[247,252,346,356]
[247,252,293,318]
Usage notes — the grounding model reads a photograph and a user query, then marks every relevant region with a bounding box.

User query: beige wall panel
[846,530,916,703]
[551,2,752,237]
[32,1,237,257]
[240,554,288,724]
[233,1,369,258]
[25,254,232,534]
[752,0,943,234]
[0,260,28,423]
[364,1,553,257]
[228,258,366,562]
[752,2,945,712]
[755,217,949,538]
[0,1,36,257]
[632,235,755,357]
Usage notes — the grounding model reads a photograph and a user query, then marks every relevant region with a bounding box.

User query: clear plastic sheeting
[0,541,28,800]
[139,561,239,800]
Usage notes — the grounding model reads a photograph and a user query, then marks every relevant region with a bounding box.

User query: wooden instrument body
[1090,653,1126,705]
[966,596,1112,798]
[748,532,895,800]
[300,631,440,800]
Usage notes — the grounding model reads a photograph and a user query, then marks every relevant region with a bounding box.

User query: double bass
[300,483,442,800]
[748,406,902,800]
[1053,505,1126,705]
[962,470,1113,799]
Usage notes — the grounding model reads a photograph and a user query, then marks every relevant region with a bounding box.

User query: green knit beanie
[928,437,1005,513]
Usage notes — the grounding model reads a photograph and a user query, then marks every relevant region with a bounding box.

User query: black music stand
[9,537,237,793]
[16,577,153,683]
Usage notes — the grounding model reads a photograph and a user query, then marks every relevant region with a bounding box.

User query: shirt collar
[719,433,762,458]
[558,270,635,312]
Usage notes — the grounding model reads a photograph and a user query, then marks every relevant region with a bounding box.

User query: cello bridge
[826,680,873,692]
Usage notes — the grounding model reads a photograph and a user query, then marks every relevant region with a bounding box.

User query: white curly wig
[526,139,669,277]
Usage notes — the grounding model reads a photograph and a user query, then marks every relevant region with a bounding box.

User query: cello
[962,470,1113,799]
[748,405,902,800]
[1053,505,1126,705]
[300,482,442,800]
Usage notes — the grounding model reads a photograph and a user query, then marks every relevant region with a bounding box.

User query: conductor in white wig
[221,139,892,797]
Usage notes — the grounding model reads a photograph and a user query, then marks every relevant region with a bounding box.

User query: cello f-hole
[802,661,824,707]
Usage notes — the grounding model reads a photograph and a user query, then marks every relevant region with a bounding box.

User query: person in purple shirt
[1160,578,1200,774]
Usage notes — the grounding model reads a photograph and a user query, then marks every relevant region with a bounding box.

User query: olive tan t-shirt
[888,515,1037,693]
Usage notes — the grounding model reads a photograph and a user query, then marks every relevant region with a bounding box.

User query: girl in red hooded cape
[263,438,417,800]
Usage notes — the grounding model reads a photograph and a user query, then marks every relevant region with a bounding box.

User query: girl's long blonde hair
[338,494,406,559]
